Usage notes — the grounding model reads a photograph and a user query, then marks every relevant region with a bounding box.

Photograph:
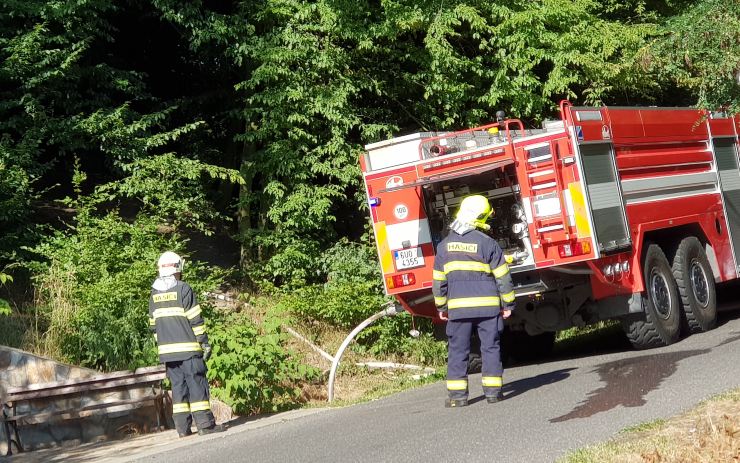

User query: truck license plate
[394,247,425,270]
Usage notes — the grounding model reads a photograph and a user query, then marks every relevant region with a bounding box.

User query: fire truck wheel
[622,243,681,349]
[468,331,482,374]
[672,237,717,333]
[468,353,483,374]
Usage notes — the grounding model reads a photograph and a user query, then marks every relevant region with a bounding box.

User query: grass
[555,320,622,345]
[0,312,29,348]
[235,292,448,407]
[621,419,667,434]
[557,388,740,463]
[552,320,626,359]
[285,317,448,406]
[307,365,446,407]
[0,262,78,360]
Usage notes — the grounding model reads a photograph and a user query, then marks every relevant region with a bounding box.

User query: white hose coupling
[382,303,405,317]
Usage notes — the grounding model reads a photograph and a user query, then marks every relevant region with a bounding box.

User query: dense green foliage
[207,311,321,415]
[279,239,388,327]
[28,183,228,370]
[644,0,740,113]
[0,0,738,413]
[277,238,447,362]
[2,1,738,290]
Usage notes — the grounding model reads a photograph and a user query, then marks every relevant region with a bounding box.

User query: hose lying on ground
[327,303,405,403]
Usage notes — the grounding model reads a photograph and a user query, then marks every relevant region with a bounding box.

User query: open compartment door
[575,142,632,255]
[380,158,515,193]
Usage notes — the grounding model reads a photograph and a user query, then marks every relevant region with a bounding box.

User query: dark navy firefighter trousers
[446,316,503,400]
[167,356,216,434]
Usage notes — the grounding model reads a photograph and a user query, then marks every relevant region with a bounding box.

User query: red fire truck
[360,101,740,353]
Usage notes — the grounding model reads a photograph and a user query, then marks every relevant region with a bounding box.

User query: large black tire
[622,243,681,349]
[437,325,483,373]
[467,352,482,374]
[468,332,482,374]
[672,237,717,333]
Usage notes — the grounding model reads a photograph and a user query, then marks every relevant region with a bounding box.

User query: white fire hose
[327,302,405,402]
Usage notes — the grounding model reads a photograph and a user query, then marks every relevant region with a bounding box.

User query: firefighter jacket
[148,278,208,363]
[432,229,516,321]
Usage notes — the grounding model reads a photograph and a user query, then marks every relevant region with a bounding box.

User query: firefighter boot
[486,391,504,404]
[198,424,226,435]
[445,398,469,408]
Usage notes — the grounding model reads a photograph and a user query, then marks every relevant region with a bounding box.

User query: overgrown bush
[0,270,11,316]
[29,202,223,371]
[282,281,387,329]
[206,311,320,415]
[280,239,447,364]
[356,315,447,367]
[278,239,387,327]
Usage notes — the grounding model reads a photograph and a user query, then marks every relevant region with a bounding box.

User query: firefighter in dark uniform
[149,251,224,436]
[433,195,516,407]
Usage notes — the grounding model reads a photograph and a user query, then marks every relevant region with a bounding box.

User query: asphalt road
[134,286,740,463]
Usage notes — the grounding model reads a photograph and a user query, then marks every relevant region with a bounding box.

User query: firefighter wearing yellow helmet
[432,195,516,407]
[148,252,224,436]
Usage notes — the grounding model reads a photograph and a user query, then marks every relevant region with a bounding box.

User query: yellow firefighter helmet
[456,195,494,230]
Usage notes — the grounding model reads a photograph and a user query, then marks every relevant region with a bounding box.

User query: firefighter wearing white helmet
[157,251,183,276]
[432,195,516,408]
[148,251,224,436]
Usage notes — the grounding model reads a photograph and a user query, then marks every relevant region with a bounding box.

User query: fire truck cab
[360,102,740,352]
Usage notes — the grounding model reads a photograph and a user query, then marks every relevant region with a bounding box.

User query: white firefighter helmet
[157,251,183,277]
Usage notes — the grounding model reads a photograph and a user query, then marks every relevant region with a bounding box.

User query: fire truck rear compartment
[419,166,615,335]
[421,164,531,265]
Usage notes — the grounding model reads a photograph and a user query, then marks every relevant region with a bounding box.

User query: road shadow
[224,413,276,428]
[468,368,576,405]
[713,330,740,348]
[503,367,577,401]
[504,324,631,369]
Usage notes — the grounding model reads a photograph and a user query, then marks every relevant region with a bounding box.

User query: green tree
[644,0,740,112]
[151,0,657,287]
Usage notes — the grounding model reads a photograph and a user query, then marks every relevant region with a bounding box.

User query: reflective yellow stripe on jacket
[192,325,206,336]
[433,270,447,281]
[153,307,186,319]
[443,261,491,274]
[492,263,510,278]
[447,296,500,310]
[157,342,202,355]
[185,305,201,320]
[501,291,516,304]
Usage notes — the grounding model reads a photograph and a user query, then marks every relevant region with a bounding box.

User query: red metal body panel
[625,196,732,291]
[579,106,739,299]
